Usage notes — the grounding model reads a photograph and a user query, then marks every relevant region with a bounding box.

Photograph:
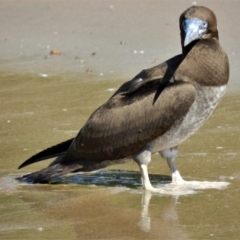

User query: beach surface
[1,1,240,239]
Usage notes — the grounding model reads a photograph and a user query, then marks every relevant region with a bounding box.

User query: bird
[18,6,229,191]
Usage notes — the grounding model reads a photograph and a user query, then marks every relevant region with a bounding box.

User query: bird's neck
[181,40,198,54]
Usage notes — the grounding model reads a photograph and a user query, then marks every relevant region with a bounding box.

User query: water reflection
[49,169,171,187]
[0,171,234,239]
[138,190,182,234]
[137,189,192,238]
[48,169,229,194]
[138,190,152,232]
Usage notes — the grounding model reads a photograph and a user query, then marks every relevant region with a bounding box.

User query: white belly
[150,84,227,153]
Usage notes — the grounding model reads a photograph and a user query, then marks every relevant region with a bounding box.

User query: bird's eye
[200,21,208,29]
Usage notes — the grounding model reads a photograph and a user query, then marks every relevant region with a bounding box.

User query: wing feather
[67,81,196,162]
[18,138,74,169]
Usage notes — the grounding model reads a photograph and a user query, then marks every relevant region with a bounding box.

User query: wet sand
[1,1,240,239]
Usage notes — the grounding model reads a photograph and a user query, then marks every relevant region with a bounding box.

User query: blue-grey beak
[183,18,208,46]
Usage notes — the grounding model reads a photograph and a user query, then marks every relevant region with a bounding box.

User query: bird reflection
[138,190,152,232]
[136,190,192,239]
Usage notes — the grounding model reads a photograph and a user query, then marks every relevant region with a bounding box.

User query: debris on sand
[50,49,61,55]
[39,73,48,78]
[86,69,93,73]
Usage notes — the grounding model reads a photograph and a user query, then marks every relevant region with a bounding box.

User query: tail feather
[18,162,84,183]
[18,138,74,169]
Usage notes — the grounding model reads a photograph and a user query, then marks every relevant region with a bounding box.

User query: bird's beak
[183,18,208,46]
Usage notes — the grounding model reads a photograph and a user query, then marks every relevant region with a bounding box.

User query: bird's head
[179,6,218,49]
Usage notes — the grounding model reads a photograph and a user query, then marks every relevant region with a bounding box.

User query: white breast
[150,84,227,153]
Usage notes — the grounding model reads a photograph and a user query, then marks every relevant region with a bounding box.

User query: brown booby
[18,6,229,191]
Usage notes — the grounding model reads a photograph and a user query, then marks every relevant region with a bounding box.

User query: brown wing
[67,80,196,162]
[111,54,184,97]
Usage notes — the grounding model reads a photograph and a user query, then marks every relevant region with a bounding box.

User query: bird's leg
[133,149,156,192]
[160,146,184,184]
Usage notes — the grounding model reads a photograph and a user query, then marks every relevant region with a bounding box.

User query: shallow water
[0,71,240,239]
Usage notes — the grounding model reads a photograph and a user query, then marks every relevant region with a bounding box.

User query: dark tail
[18,138,74,169]
[18,161,84,183]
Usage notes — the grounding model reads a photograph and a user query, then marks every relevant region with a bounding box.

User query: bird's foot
[171,171,185,185]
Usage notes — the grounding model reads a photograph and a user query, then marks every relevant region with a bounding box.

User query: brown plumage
[18,6,229,189]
